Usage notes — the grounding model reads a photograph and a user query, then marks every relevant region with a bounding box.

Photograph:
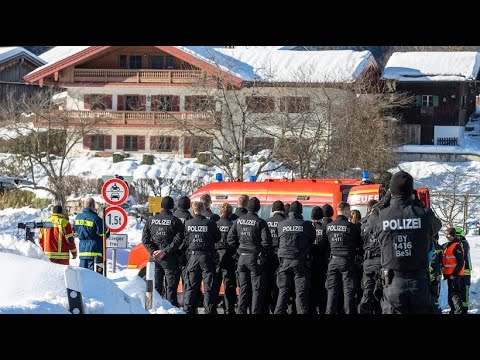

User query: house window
[185,96,216,111]
[166,56,174,69]
[461,95,467,109]
[119,55,142,69]
[422,95,433,107]
[151,56,164,69]
[124,136,138,151]
[90,135,105,150]
[84,94,112,110]
[246,96,275,113]
[151,95,179,112]
[158,137,172,151]
[280,97,311,113]
[245,137,275,154]
[125,96,145,111]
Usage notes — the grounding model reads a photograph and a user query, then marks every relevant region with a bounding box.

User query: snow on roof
[382,52,480,82]
[0,47,45,66]
[29,46,373,84]
[29,46,90,75]
[179,47,374,83]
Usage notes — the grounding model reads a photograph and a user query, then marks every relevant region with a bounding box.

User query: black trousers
[214,249,237,314]
[154,253,179,307]
[309,257,328,314]
[325,256,358,314]
[382,271,433,314]
[263,250,280,314]
[358,257,382,314]
[183,253,217,314]
[447,277,463,314]
[237,254,265,314]
[275,258,310,314]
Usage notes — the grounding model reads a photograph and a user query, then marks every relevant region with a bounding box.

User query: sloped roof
[179,47,374,83]
[0,47,46,67]
[382,52,480,82]
[25,46,376,85]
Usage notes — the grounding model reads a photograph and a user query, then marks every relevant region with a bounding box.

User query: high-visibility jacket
[74,208,109,258]
[39,213,77,260]
[442,240,464,276]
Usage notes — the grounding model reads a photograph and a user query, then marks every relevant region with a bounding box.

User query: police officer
[429,232,443,314]
[227,197,272,314]
[274,201,315,314]
[455,227,471,314]
[321,204,334,226]
[215,203,237,314]
[358,194,390,314]
[142,196,185,307]
[200,194,220,222]
[183,201,221,314]
[443,227,465,314]
[173,196,193,300]
[265,200,287,314]
[310,206,330,314]
[374,171,442,314]
[230,195,249,221]
[325,201,362,314]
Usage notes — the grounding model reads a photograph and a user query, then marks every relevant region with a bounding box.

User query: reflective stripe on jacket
[74,208,110,258]
[39,213,76,260]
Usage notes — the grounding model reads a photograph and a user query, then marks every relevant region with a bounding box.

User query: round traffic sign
[104,206,128,233]
[102,178,129,205]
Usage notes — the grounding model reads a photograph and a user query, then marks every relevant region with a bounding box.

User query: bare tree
[0,89,111,209]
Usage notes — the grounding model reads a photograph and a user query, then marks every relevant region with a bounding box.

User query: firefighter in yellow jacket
[39,205,77,265]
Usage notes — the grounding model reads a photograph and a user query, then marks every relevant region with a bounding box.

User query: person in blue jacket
[74,197,110,272]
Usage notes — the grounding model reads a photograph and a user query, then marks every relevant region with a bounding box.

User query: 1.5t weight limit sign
[104,206,128,233]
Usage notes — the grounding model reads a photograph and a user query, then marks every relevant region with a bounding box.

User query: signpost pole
[103,207,107,277]
[112,248,117,273]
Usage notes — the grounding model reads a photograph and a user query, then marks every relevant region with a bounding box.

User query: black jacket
[326,215,362,257]
[173,208,193,224]
[141,209,185,256]
[216,216,233,250]
[277,213,315,260]
[374,195,442,272]
[204,208,220,222]
[184,214,221,252]
[227,211,272,255]
[267,212,287,248]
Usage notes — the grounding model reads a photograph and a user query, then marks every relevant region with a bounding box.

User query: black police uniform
[274,213,315,314]
[358,208,383,314]
[204,208,220,222]
[325,214,362,314]
[374,195,442,314]
[183,214,221,314]
[173,208,193,299]
[230,207,248,221]
[310,219,330,314]
[227,212,272,314]
[215,216,237,314]
[265,211,286,314]
[141,209,185,306]
[459,236,471,314]
[429,240,443,314]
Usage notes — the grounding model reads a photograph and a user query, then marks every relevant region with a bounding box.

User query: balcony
[73,68,206,84]
[35,110,220,130]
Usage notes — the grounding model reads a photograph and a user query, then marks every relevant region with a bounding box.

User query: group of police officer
[141,170,470,314]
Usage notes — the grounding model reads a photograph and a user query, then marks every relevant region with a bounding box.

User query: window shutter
[172,136,179,151]
[185,96,192,111]
[117,135,124,149]
[245,137,252,152]
[279,97,286,111]
[184,136,192,157]
[117,95,125,111]
[207,137,213,151]
[266,137,274,149]
[105,95,112,110]
[150,136,159,150]
[84,95,91,110]
[104,135,112,150]
[139,96,146,111]
[433,96,439,107]
[415,95,422,107]
[83,135,91,149]
[138,136,145,150]
[172,96,180,112]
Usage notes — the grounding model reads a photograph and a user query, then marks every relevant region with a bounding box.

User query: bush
[141,154,155,165]
[196,152,213,166]
[113,152,130,163]
[61,176,100,197]
[0,189,49,210]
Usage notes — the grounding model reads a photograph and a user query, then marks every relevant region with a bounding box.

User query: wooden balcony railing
[73,69,206,84]
[37,110,220,129]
